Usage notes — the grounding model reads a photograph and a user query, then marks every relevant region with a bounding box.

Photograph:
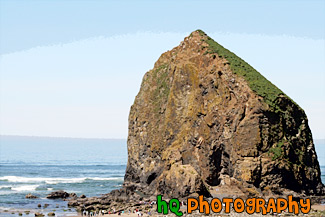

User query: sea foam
[11,185,39,192]
[0,176,123,184]
[0,185,12,190]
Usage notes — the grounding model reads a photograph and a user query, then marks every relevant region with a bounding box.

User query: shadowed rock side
[124,30,324,198]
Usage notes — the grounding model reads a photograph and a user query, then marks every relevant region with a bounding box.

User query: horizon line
[0,134,126,140]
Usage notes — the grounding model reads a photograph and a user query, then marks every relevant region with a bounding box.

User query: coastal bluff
[123,30,324,198]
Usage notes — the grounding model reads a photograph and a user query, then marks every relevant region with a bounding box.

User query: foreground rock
[68,192,150,213]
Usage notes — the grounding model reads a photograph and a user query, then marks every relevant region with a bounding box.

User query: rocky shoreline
[49,190,324,217]
[16,190,325,217]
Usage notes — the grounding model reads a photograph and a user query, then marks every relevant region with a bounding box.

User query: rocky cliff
[124,30,324,198]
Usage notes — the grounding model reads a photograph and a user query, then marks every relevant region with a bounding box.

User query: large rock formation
[124,30,324,198]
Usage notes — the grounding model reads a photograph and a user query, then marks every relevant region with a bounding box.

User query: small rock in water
[47,212,55,216]
[79,194,86,198]
[46,191,70,199]
[35,213,44,217]
[19,213,23,216]
[37,204,41,208]
[26,193,38,199]
[43,204,49,208]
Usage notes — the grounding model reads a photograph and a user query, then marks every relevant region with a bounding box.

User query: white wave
[0,185,12,189]
[0,176,86,184]
[47,188,53,191]
[0,192,11,195]
[11,185,39,192]
[45,178,86,184]
[90,177,123,181]
[0,176,123,184]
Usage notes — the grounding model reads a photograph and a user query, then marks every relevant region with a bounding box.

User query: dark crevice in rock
[146,173,157,185]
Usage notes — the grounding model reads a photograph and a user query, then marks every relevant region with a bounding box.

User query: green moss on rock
[269,141,284,160]
[152,63,170,113]
[197,29,284,109]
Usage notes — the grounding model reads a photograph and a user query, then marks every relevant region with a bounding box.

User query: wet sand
[311,204,325,211]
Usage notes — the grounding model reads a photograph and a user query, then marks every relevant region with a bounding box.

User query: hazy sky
[0,0,324,139]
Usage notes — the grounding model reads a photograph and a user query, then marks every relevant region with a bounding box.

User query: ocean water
[0,136,127,216]
[314,139,325,185]
[0,136,324,216]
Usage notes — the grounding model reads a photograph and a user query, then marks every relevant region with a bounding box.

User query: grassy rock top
[194,29,291,109]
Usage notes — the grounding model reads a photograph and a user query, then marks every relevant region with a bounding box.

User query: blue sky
[0,0,324,139]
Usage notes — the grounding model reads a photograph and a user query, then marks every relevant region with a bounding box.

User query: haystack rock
[124,30,324,198]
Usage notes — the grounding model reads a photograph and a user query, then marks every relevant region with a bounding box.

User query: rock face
[124,30,324,198]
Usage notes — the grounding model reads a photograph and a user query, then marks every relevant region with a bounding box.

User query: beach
[2,205,325,217]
